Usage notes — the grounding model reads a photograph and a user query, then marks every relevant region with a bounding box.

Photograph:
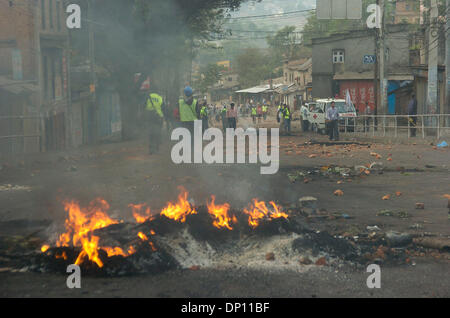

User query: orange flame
[42,194,290,268]
[149,241,157,252]
[207,196,237,230]
[129,203,153,223]
[160,190,196,223]
[243,199,288,228]
[103,246,127,257]
[55,251,68,260]
[55,199,130,268]
[128,245,136,255]
[138,232,149,241]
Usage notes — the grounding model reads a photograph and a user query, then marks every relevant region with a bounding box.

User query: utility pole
[87,0,97,142]
[379,0,387,115]
[34,0,43,151]
[446,0,450,125]
[64,0,73,148]
[373,0,380,124]
[426,0,439,130]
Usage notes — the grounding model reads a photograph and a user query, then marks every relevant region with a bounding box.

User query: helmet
[184,86,193,97]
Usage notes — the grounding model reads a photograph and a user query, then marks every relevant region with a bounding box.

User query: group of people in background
[144,87,421,155]
[250,104,269,124]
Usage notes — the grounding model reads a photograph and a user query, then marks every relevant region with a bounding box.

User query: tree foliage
[192,63,226,94]
[235,48,281,88]
[266,26,300,60]
[71,0,251,139]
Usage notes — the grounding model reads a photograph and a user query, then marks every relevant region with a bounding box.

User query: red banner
[338,80,375,113]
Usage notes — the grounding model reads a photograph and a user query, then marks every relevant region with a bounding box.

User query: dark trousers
[302,119,309,132]
[328,120,339,141]
[202,117,209,134]
[180,121,195,150]
[221,118,227,131]
[228,117,236,129]
[284,118,291,135]
[409,117,417,137]
[149,121,162,154]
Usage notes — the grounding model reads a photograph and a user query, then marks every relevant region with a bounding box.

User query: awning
[236,83,286,94]
[334,72,414,81]
[387,75,414,81]
[235,85,270,94]
[334,72,373,80]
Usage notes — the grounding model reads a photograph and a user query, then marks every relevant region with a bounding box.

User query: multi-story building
[394,0,421,25]
[280,58,312,107]
[311,25,415,114]
[0,0,69,157]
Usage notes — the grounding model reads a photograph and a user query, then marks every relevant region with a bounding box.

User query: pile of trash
[287,163,383,183]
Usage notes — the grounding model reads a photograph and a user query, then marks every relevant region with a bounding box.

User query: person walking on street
[407,93,418,137]
[251,105,257,124]
[221,105,228,132]
[146,92,165,154]
[227,103,238,129]
[300,103,309,132]
[326,101,340,141]
[199,101,209,133]
[262,104,268,121]
[257,104,263,123]
[281,104,292,135]
[178,86,198,141]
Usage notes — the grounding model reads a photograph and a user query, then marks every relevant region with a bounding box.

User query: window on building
[42,49,64,101]
[49,0,53,29]
[41,0,46,30]
[332,50,345,63]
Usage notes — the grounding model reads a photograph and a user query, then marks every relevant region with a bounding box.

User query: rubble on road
[0,184,32,192]
[413,237,450,252]
[385,231,413,247]
[377,210,410,218]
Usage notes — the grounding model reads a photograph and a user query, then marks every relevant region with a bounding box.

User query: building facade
[0,0,70,158]
[311,25,414,114]
[394,0,421,25]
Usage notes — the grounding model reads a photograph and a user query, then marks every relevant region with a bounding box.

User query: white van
[307,99,356,134]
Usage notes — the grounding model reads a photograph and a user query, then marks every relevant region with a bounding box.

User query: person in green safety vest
[178,86,198,135]
[199,101,209,133]
[251,105,257,124]
[220,105,228,132]
[276,103,283,130]
[282,104,292,135]
[262,105,268,121]
[146,92,165,154]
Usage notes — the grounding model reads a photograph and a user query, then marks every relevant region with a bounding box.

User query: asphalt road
[0,124,449,298]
